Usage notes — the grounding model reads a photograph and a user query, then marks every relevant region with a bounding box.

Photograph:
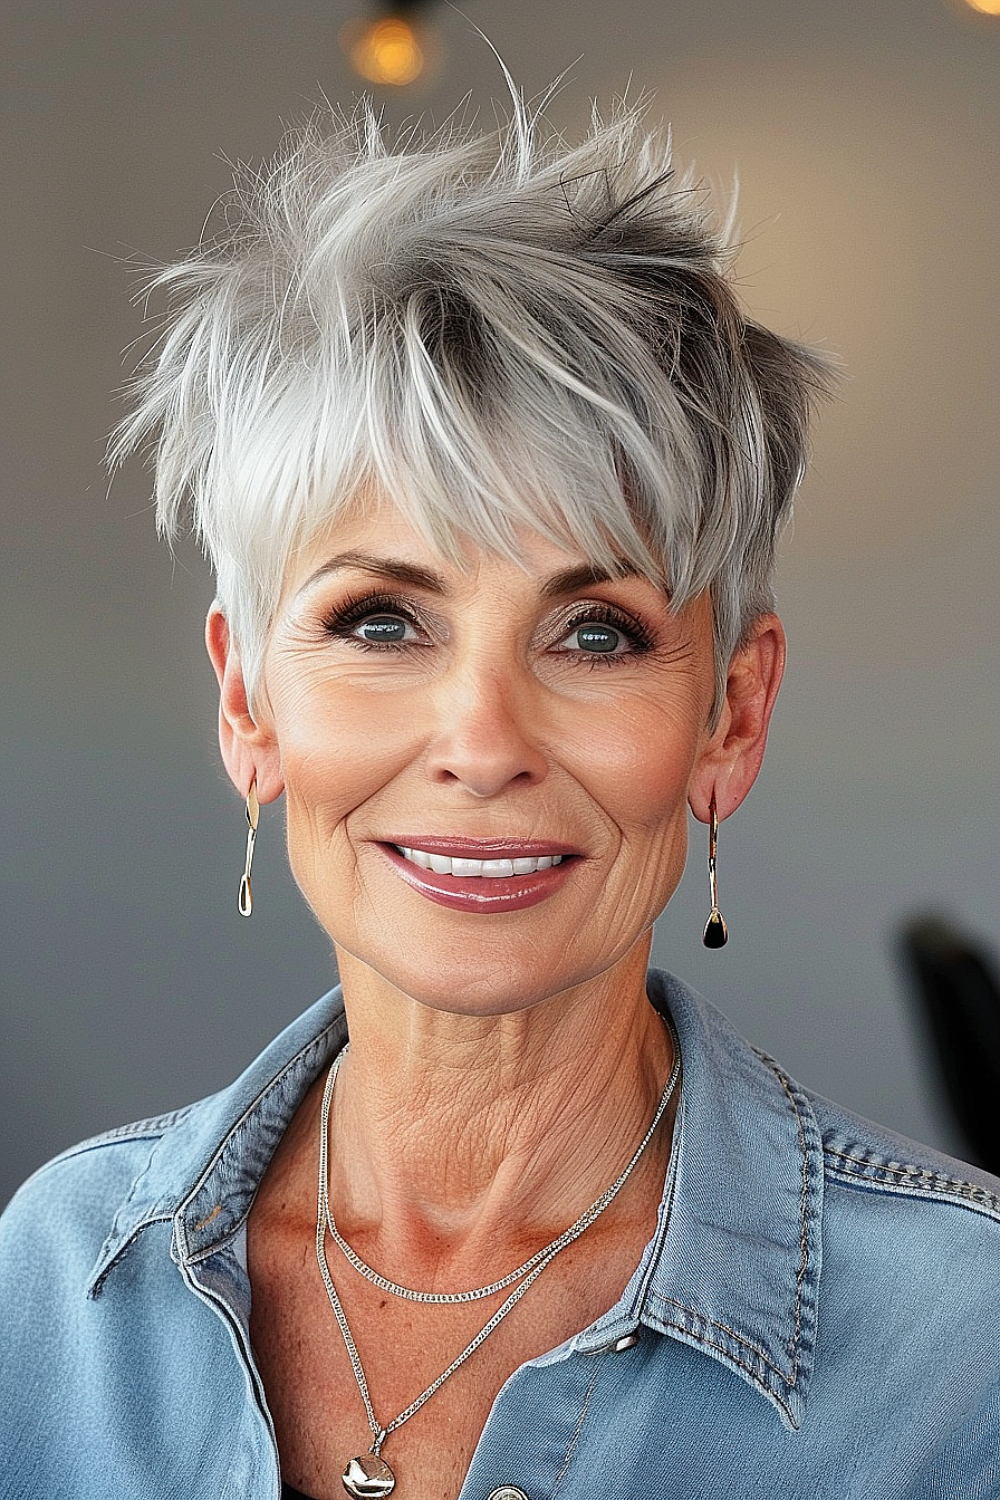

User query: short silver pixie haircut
[111,98,833,713]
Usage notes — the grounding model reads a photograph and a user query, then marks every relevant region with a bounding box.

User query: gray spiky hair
[110,95,834,713]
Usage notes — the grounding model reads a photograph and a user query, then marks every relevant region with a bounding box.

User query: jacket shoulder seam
[824,1145,1000,1220]
[13,1111,189,1191]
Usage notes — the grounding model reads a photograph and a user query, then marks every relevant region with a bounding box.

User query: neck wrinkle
[323,948,676,1286]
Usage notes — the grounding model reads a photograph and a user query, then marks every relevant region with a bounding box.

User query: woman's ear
[688,613,785,824]
[205,607,284,803]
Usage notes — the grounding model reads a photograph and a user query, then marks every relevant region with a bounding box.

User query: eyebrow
[295,551,641,601]
[539,562,640,599]
[296,551,449,597]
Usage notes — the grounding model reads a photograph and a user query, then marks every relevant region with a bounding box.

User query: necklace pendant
[342,1452,395,1498]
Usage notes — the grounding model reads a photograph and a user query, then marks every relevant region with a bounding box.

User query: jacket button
[485,1489,531,1500]
[614,1331,640,1351]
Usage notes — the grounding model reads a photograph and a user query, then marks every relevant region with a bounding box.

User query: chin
[358,952,572,1018]
[331,922,650,1024]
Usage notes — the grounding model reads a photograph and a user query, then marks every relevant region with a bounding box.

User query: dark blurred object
[896,915,1000,1174]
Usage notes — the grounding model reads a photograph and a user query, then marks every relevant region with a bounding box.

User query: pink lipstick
[378,839,578,913]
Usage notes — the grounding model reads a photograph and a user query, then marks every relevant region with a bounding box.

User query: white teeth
[397,848,564,878]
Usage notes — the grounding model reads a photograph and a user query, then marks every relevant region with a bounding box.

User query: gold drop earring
[238,778,259,917]
[702,792,728,948]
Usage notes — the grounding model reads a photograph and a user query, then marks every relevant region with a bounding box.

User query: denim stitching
[760,1056,813,1377]
[85,1111,191,1144]
[649,1294,793,1384]
[186,1218,252,1265]
[642,1051,815,1411]
[14,1117,184,1194]
[182,1024,343,1210]
[87,1214,174,1297]
[89,1017,347,1289]
[175,1022,346,1265]
[552,1364,603,1494]
[824,1149,1000,1216]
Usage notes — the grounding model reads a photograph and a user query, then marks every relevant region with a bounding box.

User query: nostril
[426,739,548,797]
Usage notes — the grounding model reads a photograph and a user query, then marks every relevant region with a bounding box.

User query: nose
[424,661,549,799]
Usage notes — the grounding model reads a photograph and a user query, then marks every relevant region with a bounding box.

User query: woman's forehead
[284,493,643,599]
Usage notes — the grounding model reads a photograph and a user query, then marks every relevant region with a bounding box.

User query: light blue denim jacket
[3,970,1000,1499]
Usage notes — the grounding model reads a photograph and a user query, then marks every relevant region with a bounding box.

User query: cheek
[568,695,705,925]
[577,694,704,830]
[266,675,417,872]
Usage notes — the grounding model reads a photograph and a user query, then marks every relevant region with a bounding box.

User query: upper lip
[382,836,581,858]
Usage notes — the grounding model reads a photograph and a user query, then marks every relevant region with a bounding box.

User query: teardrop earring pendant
[702,793,728,949]
[238,779,259,917]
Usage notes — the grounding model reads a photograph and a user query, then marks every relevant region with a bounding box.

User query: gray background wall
[3,0,998,1207]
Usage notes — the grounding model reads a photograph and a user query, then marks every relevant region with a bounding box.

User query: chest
[247,1216,645,1500]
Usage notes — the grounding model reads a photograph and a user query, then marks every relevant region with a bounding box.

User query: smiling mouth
[395,846,565,878]
[380,840,576,912]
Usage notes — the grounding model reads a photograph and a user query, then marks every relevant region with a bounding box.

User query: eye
[321,591,427,651]
[352,613,417,645]
[553,604,652,660]
[563,621,627,655]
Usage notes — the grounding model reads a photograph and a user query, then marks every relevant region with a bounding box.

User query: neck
[324,942,676,1286]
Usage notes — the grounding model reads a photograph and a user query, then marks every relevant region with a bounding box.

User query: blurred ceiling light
[342,14,426,86]
[963,0,1000,12]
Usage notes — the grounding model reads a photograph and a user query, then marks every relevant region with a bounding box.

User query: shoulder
[652,966,1000,1231]
[803,1090,1000,1479]
[1,985,348,1243]
[0,1107,195,1294]
[1,986,348,1295]
[650,968,1000,1343]
[748,1042,1000,1300]
[2,1107,189,1214]
[8,1107,193,1194]
[803,1081,1000,1227]
[779,1068,1000,1380]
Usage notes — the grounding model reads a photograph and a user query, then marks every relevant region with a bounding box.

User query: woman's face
[221,498,770,1016]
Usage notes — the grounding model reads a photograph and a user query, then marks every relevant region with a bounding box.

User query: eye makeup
[552,601,656,660]
[320,590,428,651]
[312,582,665,664]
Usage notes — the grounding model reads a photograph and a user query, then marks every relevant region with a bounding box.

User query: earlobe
[689,613,785,825]
[205,607,284,803]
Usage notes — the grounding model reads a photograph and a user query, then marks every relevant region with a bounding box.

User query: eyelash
[321,591,424,648]
[320,590,655,664]
[557,603,655,664]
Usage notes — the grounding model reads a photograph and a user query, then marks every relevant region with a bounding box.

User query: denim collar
[87,970,822,1430]
[86,1000,348,1293]
[623,970,822,1430]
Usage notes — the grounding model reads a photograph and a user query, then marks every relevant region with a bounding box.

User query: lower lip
[378,844,576,913]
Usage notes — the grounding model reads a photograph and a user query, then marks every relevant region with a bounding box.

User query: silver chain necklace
[316,1034,680,1499]
[323,1040,681,1303]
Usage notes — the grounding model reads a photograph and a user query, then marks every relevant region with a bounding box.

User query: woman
[2,100,999,1500]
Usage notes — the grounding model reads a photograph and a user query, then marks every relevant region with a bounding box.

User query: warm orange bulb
[964,0,1000,13]
[344,17,425,86]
